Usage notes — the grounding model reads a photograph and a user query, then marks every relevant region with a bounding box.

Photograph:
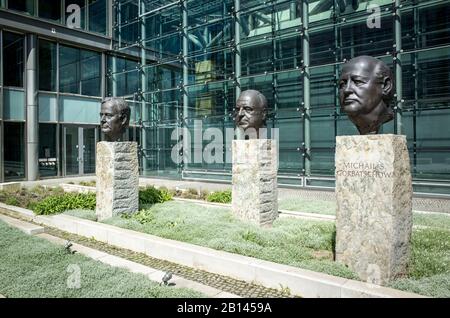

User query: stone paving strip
[36,232,239,298]
[42,227,292,298]
[0,211,292,298]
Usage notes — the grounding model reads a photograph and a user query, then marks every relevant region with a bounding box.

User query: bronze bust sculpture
[100,97,131,142]
[338,56,394,135]
[234,89,268,138]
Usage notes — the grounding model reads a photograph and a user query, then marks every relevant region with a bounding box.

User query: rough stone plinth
[96,142,139,221]
[232,139,278,227]
[335,134,412,285]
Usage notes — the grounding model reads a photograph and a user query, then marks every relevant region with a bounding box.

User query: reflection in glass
[3,32,24,88]
[39,124,58,177]
[38,0,61,21]
[83,128,97,174]
[8,0,34,15]
[64,126,79,175]
[89,0,107,35]
[4,122,25,180]
[39,40,57,91]
[59,45,101,96]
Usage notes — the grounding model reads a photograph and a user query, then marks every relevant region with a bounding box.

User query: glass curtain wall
[2,31,26,181]
[112,0,450,194]
[6,0,109,36]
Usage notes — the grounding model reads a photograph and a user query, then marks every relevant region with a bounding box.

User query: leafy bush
[0,186,64,210]
[159,187,173,202]
[139,186,172,206]
[133,210,155,224]
[5,196,20,206]
[79,181,96,187]
[33,193,96,215]
[206,190,232,204]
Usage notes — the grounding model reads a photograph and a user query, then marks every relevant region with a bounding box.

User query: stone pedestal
[335,134,412,285]
[232,139,278,227]
[96,142,139,221]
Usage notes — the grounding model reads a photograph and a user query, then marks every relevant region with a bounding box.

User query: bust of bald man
[338,56,394,135]
[234,90,268,139]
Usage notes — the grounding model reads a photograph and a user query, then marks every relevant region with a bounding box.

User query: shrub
[0,186,64,209]
[5,196,19,206]
[33,192,96,215]
[206,190,232,204]
[133,210,155,224]
[79,181,96,187]
[139,186,172,206]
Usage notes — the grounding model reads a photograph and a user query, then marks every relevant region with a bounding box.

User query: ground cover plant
[0,219,204,298]
[2,186,449,297]
[101,201,450,297]
[206,190,232,204]
[0,186,64,210]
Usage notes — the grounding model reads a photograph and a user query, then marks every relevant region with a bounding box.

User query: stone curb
[0,214,45,235]
[0,202,425,298]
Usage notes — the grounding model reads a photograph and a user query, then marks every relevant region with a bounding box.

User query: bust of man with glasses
[234,90,268,139]
[100,97,130,142]
[339,56,394,135]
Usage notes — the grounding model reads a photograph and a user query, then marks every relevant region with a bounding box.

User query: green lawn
[87,201,449,298]
[278,198,450,230]
[278,198,337,215]
[0,219,204,298]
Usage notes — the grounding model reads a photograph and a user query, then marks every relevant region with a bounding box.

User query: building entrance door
[63,125,98,176]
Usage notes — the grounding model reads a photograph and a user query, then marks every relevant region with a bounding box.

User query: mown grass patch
[103,201,356,280]
[278,198,336,215]
[0,219,203,298]
[101,201,450,297]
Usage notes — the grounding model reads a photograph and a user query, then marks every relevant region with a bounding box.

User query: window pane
[38,0,61,21]
[3,32,24,87]
[8,0,34,15]
[59,45,101,96]
[4,122,25,180]
[80,50,101,96]
[60,46,80,94]
[39,40,57,91]
[88,0,107,35]
[39,124,58,177]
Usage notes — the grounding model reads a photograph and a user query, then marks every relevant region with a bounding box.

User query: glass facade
[0,0,449,195]
[108,0,450,194]
[5,0,109,36]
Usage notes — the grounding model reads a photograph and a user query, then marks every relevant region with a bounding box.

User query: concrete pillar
[26,34,39,181]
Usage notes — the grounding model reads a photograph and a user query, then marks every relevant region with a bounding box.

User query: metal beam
[234,0,243,139]
[394,0,403,134]
[234,0,241,100]
[182,0,189,168]
[0,30,3,182]
[141,0,149,173]
[302,0,311,176]
[26,34,39,181]
[0,9,112,51]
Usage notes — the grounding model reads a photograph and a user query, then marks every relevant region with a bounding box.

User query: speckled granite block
[232,139,278,227]
[335,134,412,285]
[96,142,139,221]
